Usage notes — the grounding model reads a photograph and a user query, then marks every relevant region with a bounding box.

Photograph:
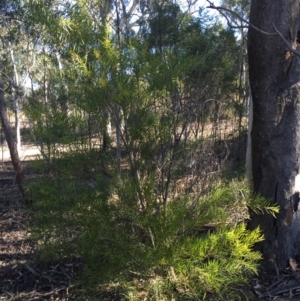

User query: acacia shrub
[26,159,276,301]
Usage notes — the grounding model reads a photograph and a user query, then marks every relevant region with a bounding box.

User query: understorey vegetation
[0,0,280,300]
[27,152,277,300]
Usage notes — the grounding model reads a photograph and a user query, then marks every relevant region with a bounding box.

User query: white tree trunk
[8,42,21,155]
[107,110,112,136]
[0,77,25,200]
[56,51,69,114]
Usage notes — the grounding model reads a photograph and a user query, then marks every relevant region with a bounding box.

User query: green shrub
[26,160,277,300]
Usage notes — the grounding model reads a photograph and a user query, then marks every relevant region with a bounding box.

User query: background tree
[0,0,33,200]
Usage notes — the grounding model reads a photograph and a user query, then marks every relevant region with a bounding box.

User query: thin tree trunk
[115,106,122,175]
[102,110,112,152]
[56,51,69,114]
[0,78,25,200]
[8,41,21,155]
[246,87,253,188]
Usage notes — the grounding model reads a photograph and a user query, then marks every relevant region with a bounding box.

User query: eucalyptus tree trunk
[56,51,69,114]
[8,41,21,155]
[115,106,122,174]
[100,0,114,151]
[246,88,253,187]
[248,0,300,268]
[0,78,25,199]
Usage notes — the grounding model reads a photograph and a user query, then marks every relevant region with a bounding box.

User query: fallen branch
[259,281,300,297]
[25,285,74,301]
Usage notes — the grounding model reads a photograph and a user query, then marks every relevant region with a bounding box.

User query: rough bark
[248,0,300,268]
[0,78,25,200]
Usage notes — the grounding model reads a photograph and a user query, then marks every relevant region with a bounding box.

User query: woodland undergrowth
[0,1,277,300]
[25,145,278,301]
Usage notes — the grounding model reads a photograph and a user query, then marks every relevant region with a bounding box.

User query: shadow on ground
[0,162,83,301]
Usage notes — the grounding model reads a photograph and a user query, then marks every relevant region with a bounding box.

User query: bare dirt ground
[0,143,41,163]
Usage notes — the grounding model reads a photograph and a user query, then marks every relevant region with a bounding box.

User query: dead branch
[206,0,300,59]
[206,0,276,35]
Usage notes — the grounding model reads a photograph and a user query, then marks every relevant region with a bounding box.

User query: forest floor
[1,147,300,300]
[0,161,85,301]
[0,142,41,163]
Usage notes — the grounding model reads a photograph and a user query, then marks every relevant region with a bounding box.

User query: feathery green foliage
[21,1,265,300]
[27,167,273,300]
